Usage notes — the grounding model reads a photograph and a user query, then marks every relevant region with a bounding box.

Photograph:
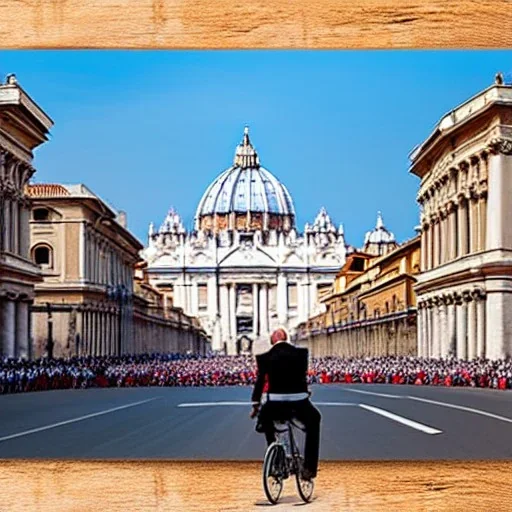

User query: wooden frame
[0,1,511,48]
[0,1,511,510]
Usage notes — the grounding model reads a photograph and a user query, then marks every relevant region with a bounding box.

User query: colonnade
[419,154,488,271]
[0,151,33,259]
[0,150,37,360]
[84,225,131,288]
[295,314,417,358]
[0,293,31,358]
[417,288,486,359]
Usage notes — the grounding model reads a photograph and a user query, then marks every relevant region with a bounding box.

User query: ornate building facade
[413,75,512,360]
[0,75,53,359]
[28,183,208,358]
[143,128,348,354]
[294,226,419,358]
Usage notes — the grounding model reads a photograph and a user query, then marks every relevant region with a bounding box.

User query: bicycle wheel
[295,456,314,503]
[263,442,285,504]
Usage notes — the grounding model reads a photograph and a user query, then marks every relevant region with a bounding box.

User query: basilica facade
[143,128,348,354]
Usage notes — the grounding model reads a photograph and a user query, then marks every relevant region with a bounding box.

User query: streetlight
[106,284,130,356]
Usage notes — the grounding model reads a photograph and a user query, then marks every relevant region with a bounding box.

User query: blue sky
[1,51,510,247]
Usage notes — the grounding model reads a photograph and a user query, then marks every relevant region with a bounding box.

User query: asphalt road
[1,384,512,460]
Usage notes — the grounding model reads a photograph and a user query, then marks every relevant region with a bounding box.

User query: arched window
[32,244,53,269]
[33,208,50,221]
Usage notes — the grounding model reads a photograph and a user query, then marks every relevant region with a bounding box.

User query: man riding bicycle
[250,328,321,481]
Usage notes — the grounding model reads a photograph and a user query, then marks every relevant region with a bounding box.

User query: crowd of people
[1,353,512,395]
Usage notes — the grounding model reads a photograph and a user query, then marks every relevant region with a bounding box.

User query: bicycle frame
[274,419,305,469]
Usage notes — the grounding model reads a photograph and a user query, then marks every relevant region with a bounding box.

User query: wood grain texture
[0,0,511,48]
[0,460,511,511]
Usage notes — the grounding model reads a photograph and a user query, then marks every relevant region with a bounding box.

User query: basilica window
[33,208,50,221]
[32,243,53,269]
[287,283,298,309]
[198,284,208,311]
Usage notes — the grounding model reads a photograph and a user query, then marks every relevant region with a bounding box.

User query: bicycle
[262,418,314,504]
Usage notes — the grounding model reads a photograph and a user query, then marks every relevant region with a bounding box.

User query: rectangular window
[287,283,298,308]
[198,284,208,311]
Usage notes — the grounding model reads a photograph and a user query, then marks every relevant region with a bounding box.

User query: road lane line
[314,402,356,406]
[178,401,357,408]
[0,397,161,443]
[343,388,404,399]
[178,401,252,407]
[408,396,512,424]
[359,404,443,435]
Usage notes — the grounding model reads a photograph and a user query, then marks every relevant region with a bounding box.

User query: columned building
[27,183,142,358]
[412,75,512,360]
[28,183,209,358]
[0,74,53,359]
[143,128,348,355]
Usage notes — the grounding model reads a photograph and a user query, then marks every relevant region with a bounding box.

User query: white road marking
[0,397,161,443]
[359,404,443,435]
[314,402,356,407]
[343,388,403,399]
[409,396,512,424]
[178,401,356,408]
[178,401,253,407]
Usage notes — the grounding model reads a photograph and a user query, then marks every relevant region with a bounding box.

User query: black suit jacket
[251,342,309,404]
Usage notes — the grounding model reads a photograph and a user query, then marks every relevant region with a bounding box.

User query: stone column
[417,303,423,356]
[229,283,237,345]
[455,294,467,359]
[448,202,457,260]
[420,226,428,271]
[16,300,29,359]
[418,303,427,357]
[425,303,433,358]
[252,283,259,336]
[2,300,16,357]
[476,291,486,359]
[4,197,11,252]
[260,284,269,335]
[467,292,477,360]
[446,295,456,357]
[440,212,447,264]
[469,195,478,254]
[478,193,487,252]
[12,198,19,256]
[438,298,447,358]
[277,273,287,324]
[486,149,504,250]
[421,305,428,357]
[432,218,439,267]
[431,298,440,358]
[220,285,229,347]
[424,225,431,270]
[20,204,30,259]
[457,197,468,257]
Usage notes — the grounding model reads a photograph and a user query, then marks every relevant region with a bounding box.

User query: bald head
[270,328,288,345]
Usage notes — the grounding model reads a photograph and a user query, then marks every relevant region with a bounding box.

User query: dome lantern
[194,127,295,233]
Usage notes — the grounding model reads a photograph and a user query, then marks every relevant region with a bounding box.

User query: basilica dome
[195,127,296,233]
[363,212,398,256]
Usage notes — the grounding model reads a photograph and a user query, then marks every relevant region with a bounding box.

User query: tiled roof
[25,184,70,197]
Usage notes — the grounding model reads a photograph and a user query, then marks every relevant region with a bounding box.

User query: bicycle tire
[295,457,314,503]
[263,442,285,504]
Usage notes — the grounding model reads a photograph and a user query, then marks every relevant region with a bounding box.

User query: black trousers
[256,399,321,477]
